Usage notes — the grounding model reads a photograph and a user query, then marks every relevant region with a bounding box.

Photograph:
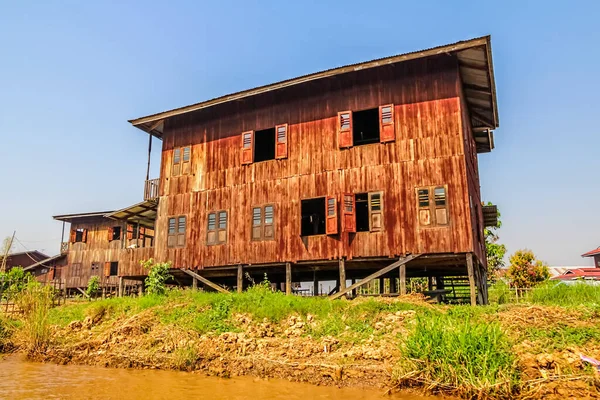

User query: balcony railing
[144,178,159,201]
[60,242,69,254]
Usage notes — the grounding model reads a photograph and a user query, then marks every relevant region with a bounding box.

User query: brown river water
[0,355,438,400]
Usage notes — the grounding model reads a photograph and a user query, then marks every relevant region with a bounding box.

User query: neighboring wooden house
[0,251,48,271]
[582,247,600,268]
[552,268,600,282]
[23,253,67,282]
[54,36,499,304]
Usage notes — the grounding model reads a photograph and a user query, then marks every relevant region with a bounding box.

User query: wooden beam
[459,60,488,71]
[118,277,124,298]
[237,264,243,293]
[339,259,346,295]
[470,109,495,128]
[399,264,407,295]
[192,276,198,291]
[330,255,420,300]
[182,269,229,294]
[285,263,292,296]
[466,253,477,306]
[463,83,492,95]
[313,270,319,296]
[76,287,90,298]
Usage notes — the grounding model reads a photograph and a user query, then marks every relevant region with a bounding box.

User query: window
[167,216,186,248]
[172,146,191,176]
[301,198,326,236]
[91,262,100,276]
[108,226,121,241]
[254,128,276,162]
[70,228,87,243]
[354,192,383,232]
[71,263,82,277]
[207,211,227,245]
[110,262,118,276]
[241,125,288,165]
[338,105,395,148]
[353,108,380,145]
[252,205,275,241]
[417,186,449,227]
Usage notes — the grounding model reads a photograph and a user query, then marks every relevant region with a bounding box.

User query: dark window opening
[301,198,326,236]
[112,227,121,241]
[353,108,380,146]
[254,128,276,162]
[355,193,370,232]
[75,228,84,243]
[109,262,118,276]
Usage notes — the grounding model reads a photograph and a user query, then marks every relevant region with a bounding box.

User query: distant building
[551,268,600,282]
[582,246,600,268]
[0,250,48,271]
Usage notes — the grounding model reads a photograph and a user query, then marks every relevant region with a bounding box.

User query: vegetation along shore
[0,274,599,400]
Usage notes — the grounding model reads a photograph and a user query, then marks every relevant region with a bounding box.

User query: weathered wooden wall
[66,217,153,285]
[152,55,479,269]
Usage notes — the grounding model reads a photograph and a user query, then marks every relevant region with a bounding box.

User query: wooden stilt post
[237,264,243,293]
[390,276,397,294]
[379,277,384,294]
[339,259,346,297]
[192,277,198,291]
[285,263,292,296]
[139,282,144,297]
[481,263,489,305]
[313,270,319,296]
[427,276,433,291]
[351,279,356,297]
[436,276,444,290]
[399,264,407,295]
[466,253,477,306]
[118,277,124,298]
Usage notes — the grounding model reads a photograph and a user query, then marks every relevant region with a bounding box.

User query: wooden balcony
[60,242,69,254]
[144,178,159,201]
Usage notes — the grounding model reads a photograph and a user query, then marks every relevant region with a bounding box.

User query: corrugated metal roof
[129,35,498,140]
[582,247,600,257]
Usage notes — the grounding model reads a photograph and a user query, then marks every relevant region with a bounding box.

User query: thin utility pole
[1,231,16,273]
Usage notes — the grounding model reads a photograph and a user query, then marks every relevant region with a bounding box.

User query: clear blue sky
[1,1,598,266]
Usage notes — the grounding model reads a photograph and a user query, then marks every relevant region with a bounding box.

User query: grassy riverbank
[1,282,599,399]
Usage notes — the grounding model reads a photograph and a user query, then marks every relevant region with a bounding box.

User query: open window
[301,198,326,236]
[241,125,288,165]
[252,205,275,241]
[207,211,228,245]
[70,228,87,243]
[417,186,449,227]
[108,226,121,241]
[355,192,383,232]
[167,216,186,248]
[338,105,395,149]
[254,128,276,162]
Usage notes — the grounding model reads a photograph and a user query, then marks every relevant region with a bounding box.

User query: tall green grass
[16,281,54,354]
[394,312,518,397]
[524,282,600,307]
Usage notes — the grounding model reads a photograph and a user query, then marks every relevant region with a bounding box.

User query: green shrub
[85,276,100,299]
[142,259,172,296]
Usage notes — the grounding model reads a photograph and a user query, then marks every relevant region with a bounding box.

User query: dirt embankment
[13,299,600,399]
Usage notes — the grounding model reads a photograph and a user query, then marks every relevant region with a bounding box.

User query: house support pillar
[466,253,477,306]
[285,263,292,295]
[237,264,243,293]
[390,276,397,294]
[399,264,407,295]
[118,277,124,298]
[313,270,319,296]
[379,277,384,294]
[338,259,346,297]
[192,277,198,291]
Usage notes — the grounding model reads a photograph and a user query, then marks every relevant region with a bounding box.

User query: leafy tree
[142,259,172,296]
[0,267,33,295]
[484,202,507,278]
[506,249,550,290]
[86,276,100,299]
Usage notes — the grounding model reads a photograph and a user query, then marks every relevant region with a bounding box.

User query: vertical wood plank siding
[149,55,478,269]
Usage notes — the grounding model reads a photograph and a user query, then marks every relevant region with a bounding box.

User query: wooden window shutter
[82,229,88,243]
[139,226,146,240]
[252,207,262,240]
[182,146,191,175]
[173,148,181,176]
[369,192,383,232]
[167,218,176,248]
[107,227,113,241]
[337,111,353,148]
[342,193,356,233]
[207,213,216,244]
[126,225,133,240]
[434,187,449,226]
[217,211,228,243]
[263,205,275,239]
[379,104,395,143]
[104,262,111,277]
[70,229,76,243]
[48,267,55,280]
[275,124,288,159]
[241,131,254,164]
[325,196,338,235]
[417,188,431,226]
[177,216,186,247]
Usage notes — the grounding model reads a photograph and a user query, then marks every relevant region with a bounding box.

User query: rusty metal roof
[104,200,158,229]
[129,35,498,140]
